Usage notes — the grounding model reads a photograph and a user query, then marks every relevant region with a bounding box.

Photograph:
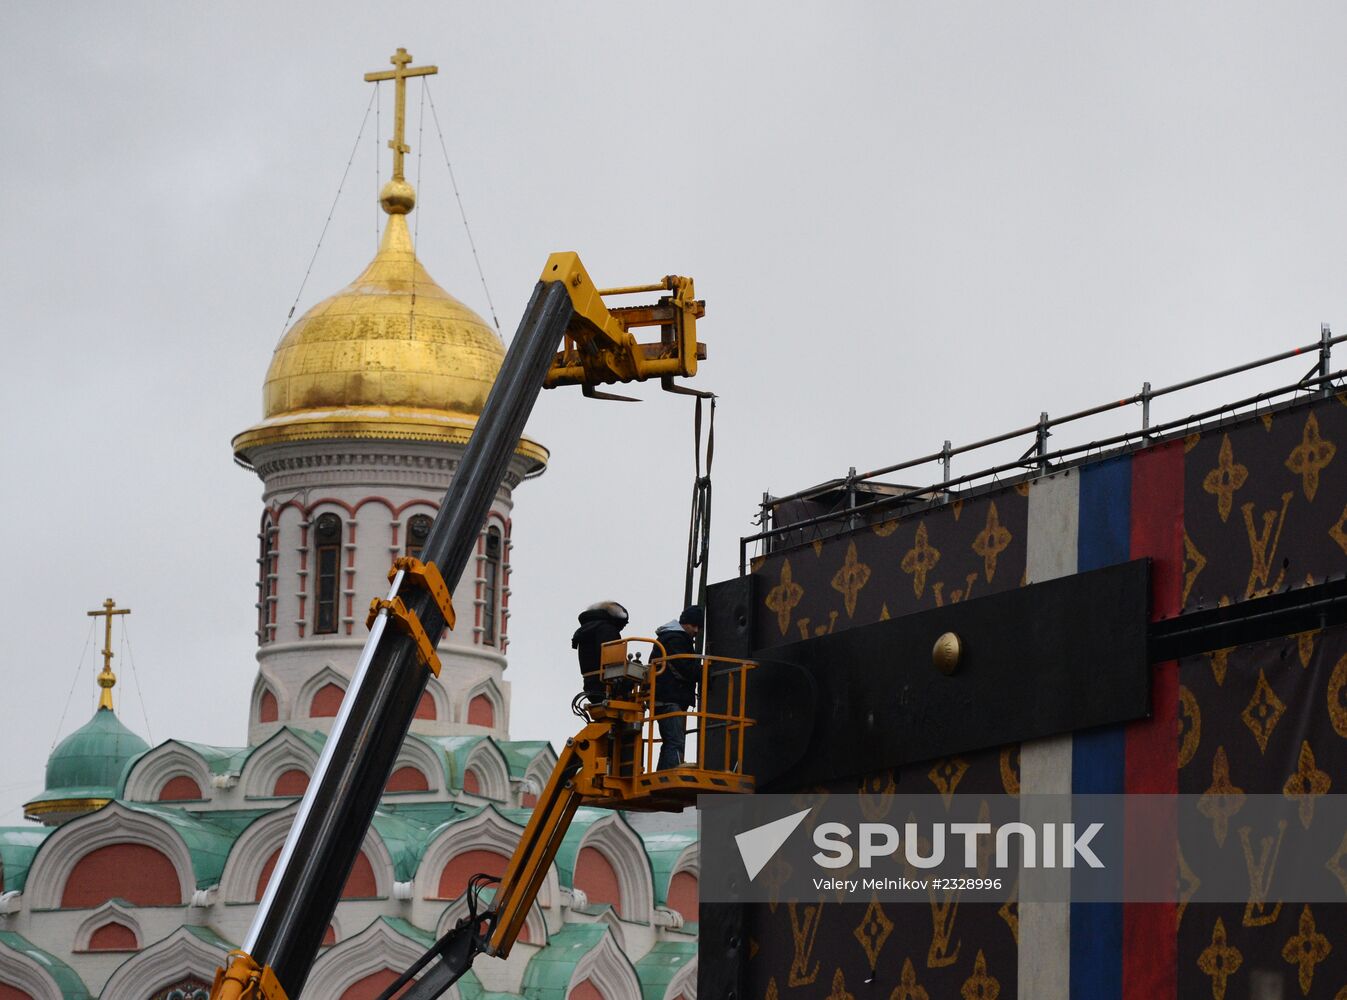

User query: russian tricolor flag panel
[1021,444,1183,999]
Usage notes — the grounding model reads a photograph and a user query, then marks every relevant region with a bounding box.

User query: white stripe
[1020,472,1077,1000]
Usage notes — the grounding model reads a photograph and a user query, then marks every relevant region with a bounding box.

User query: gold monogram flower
[900,522,941,598]
[831,541,871,618]
[1197,917,1242,1000]
[765,558,804,636]
[1198,746,1244,847]
[1241,670,1285,754]
[960,951,1000,1000]
[1285,412,1336,501]
[1283,741,1331,828]
[1281,905,1331,995]
[971,502,1012,583]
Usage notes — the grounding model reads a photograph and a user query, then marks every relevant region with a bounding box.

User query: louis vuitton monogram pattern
[753,488,1027,649]
[1184,398,1347,611]
[744,748,1017,998]
[1179,625,1347,998]
[738,397,1347,997]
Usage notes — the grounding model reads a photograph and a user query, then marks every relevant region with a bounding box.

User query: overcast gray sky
[4,3,1347,824]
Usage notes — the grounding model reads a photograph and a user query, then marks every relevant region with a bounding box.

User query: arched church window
[258,688,279,724]
[257,517,272,646]
[314,513,342,635]
[467,693,495,728]
[574,846,623,916]
[158,775,203,802]
[86,920,138,951]
[62,844,182,908]
[405,514,433,559]
[482,527,502,646]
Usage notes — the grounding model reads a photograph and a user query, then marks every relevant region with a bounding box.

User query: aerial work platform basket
[577,637,757,810]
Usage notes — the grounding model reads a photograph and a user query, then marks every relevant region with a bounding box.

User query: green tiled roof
[28,708,148,807]
[379,915,436,948]
[520,924,609,999]
[369,811,437,881]
[449,969,507,999]
[417,735,486,788]
[180,808,274,839]
[288,728,329,756]
[634,940,697,1000]
[497,740,553,778]
[379,800,477,833]
[0,827,50,892]
[169,739,253,775]
[183,923,237,951]
[0,931,92,999]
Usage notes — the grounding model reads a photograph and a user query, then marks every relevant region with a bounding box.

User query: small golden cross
[87,597,130,711]
[364,47,438,181]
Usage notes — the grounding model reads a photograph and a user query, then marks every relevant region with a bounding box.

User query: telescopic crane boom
[211,254,753,1000]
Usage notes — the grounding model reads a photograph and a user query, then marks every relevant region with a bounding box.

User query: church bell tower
[231,49,547,746]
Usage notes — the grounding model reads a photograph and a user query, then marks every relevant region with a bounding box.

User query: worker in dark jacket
[652,606,703,769]
[572,601,629,701]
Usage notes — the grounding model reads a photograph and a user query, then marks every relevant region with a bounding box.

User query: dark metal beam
[243,279,575,997]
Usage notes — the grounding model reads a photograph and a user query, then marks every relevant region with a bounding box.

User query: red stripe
[1123,440,1183,997]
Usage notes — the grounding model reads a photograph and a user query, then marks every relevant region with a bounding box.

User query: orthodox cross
[364,48,438,181]
[87,597,130,711]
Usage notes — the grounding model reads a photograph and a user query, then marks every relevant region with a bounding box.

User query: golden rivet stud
[932,632,962,675]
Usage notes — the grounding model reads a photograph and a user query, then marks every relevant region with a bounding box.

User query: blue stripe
[1070,456,1130,1000]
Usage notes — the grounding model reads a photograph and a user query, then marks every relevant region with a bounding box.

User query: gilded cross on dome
[364,47,437,181]
[87,598,130,711]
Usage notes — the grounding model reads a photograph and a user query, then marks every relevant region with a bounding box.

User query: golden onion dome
[233,183,547,472]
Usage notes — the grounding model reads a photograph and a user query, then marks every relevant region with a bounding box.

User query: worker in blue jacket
[651,606,703,769]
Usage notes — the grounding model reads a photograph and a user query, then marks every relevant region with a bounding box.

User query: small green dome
[46,707,148,791]
[24,708,148,825]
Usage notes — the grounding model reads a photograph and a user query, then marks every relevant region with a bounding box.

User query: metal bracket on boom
[365,556,456,678]
[211,950,289,1000]
[542,252,707,398]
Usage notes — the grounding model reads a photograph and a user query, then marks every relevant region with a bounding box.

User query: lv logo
[787,902,822,986]
[1239,821,1287,927]
[796,610,839,640]
[932,573,978,607]
[1242,492,1294,598]
[926,890,961,968]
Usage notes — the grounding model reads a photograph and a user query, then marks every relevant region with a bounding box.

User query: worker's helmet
[584,600,629,625]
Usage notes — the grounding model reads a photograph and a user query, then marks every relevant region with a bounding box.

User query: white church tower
[231,95,547,749]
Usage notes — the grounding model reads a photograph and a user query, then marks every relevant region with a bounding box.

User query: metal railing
[588,636,756,776]
[644,652,755,776]
[741,325,1346,572]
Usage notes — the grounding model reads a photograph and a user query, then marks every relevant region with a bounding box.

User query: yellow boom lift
[212,254,757,1000]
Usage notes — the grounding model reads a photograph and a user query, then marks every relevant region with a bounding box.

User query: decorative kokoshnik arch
[219,802,394,903]
[238,728,322,799]
[122,741,213,804]
[100,926,229,999]
[305,917,466,1000]
[24,803,197,910]
[565,813,656,924]
[415,806,559,908]
[0,932,90,1000]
